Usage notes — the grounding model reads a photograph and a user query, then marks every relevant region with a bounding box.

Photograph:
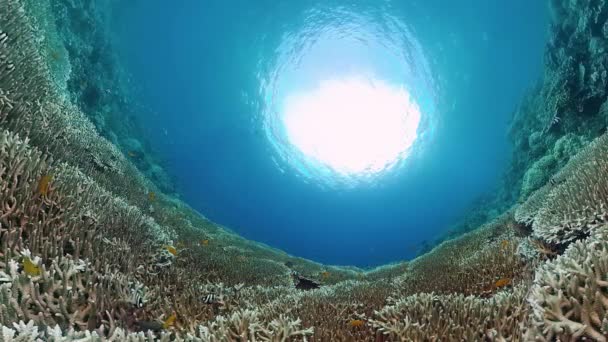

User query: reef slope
[1,0,608,340]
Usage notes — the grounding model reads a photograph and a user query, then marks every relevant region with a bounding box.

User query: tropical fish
[348,319,365,327]
[201,294,224,306]
[162,313,176,329]
[500,240,509,249]
[38,175,52,196]
[200,239,209,246]
[321,271,330,279]
[148,191,156,202]
[164,245,177,256]
[23,257,41,276]
[128,151,137,157]
[494,277,511,288]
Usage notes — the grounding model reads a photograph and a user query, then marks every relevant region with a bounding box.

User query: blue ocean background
[108,0,549,267]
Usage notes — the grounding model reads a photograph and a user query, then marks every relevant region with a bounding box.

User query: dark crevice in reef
[1,0,608,340]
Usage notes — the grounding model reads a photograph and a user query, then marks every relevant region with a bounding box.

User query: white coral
[0,261,19,283]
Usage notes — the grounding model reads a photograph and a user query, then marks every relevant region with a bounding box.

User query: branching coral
[526,227,608,341]
[533,133,608,244]
[391,211,529,298]
[196,309,313,342]
[515,184,553,227]
[370,285,530,340]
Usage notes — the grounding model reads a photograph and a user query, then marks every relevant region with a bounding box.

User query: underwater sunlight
[260,5,437,188]
[105,0,549,267]
[282,77,421,176]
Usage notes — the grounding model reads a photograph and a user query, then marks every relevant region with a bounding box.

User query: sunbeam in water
[283,77,421,176]
[259,6,437,188]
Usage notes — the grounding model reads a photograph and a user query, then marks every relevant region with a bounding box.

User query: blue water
[110,0,548,266]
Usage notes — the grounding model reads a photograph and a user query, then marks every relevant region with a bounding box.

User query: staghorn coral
[370,284,531,340]
[0,254,140,335]
[516,132,599,230]
[525,226,608,341]
[515,183,553,227]
[390,211,529,298]
[196,309,313,342]
[533,132,608,244]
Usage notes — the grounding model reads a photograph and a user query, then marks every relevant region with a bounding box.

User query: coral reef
[2,0,608,340]
[525,228,608,341]
[370,285,530,340]
[516,131,608,246]
[393,211,528,298]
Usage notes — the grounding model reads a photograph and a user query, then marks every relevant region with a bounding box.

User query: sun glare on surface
[282,77,421,175]
[259,6,436,187]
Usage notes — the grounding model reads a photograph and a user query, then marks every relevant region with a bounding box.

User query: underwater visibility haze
[4,0,608,339]
[111,0,548,266]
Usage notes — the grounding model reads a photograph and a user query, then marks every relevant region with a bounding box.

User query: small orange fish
[162,313,176,329]
[348,319,365,328]
[164,245,177,256]
[494,278,511,288]
[321,271,330,279]
[148,192,156,202]
[500,240,509,249]
[200,239,209,246]
[38,175,52,196]
[23,257,41,276]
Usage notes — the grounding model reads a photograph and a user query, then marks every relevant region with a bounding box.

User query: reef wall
[0,0,608,340]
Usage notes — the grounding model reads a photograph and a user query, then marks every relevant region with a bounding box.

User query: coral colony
[0,0,608,340]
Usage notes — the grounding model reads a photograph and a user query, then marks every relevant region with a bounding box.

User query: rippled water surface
[111,0,548,266]
[257,4,437,187]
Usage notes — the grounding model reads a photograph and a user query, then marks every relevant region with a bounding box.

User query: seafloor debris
[291,271,321,290]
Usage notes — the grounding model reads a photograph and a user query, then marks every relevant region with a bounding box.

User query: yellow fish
[200,239,209,246]
[162,313,176,329]
[348,319,365,328]
[23,257,41,276]
[500,240,509,249]
[165,245,177,256]
[38,175,52,196]
[148,192,156,202]
[494,277,511,288]
[321,271,330,279]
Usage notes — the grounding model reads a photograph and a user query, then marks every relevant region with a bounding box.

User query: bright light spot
[282,77,421,175]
